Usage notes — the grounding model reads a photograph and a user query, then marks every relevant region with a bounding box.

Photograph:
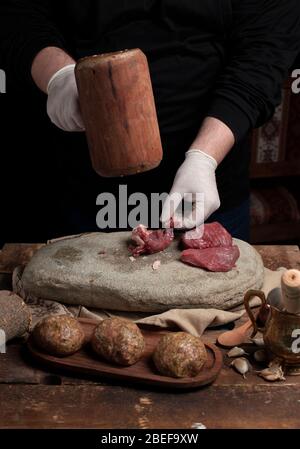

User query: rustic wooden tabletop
[0,243,300,429]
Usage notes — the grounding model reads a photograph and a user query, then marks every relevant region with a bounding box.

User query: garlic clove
[262,373,284,382]
[258,365,285,382]
[227,346,248,358]
[230,357,251,379]
[251,337,265,347]
[254,349,267,363]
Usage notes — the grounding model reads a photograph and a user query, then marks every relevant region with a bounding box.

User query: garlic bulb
[227,347,248,358]
[230,357,251,379]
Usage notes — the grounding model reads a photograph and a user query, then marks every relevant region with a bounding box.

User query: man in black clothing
[0,0,299,240]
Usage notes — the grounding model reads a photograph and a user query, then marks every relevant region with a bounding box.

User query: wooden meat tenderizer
[75,49,163,177]
[281,269,300,314]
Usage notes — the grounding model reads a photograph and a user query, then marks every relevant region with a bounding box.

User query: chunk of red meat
[129,225,174,257]
[182,222,232,250]
[181,246,240,272]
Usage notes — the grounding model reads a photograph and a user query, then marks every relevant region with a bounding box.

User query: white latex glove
[47,64,85,132]
[161,149,221,229]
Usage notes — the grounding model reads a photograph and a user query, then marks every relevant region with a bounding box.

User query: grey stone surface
[21,232,264,313]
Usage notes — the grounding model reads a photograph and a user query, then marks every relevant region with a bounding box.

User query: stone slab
[21,233,264,313]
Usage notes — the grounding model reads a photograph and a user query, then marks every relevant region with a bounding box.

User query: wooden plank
[0,343,46,385]
[0,384,300,429]
[254,245,300,270]
[0,343,103,386]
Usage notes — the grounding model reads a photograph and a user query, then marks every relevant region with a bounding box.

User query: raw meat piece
[129,225,174,257]
[181,246,240,272]
[182,222,232,249]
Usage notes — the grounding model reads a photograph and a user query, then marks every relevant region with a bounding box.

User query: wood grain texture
[27,319,222,390]
[75,49,163,177]
[0,384,300,429]
[254,245,300,271]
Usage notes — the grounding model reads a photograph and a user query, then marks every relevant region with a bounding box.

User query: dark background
[0,83,71,246]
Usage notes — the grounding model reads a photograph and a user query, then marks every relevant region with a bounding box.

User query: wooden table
[0,244,300,429]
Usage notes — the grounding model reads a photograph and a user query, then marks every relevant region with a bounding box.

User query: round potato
[153,332,207,378]
[91,318,145,366]
[32,315,85,357]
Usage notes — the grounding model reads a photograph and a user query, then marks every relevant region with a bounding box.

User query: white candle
[281,269,300,314]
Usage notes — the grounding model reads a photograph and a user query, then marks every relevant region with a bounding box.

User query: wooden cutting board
[27,318,222,390]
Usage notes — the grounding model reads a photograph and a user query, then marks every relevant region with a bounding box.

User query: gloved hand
[47,64,85,132]
[161,149,220,229]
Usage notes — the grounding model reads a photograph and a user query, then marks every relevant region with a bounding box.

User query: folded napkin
[13,265,285,336]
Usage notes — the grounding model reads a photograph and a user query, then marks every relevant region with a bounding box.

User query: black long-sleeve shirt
[0,0,300,222]
[1,0,300,140]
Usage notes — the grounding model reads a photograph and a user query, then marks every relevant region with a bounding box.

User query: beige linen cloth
[13,264,285,337]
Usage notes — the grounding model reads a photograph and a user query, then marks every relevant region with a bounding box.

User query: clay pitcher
[244,290,300,366]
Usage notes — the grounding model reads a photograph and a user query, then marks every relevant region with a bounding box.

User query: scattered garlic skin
[269,358,283,369]
[254,349,267,363]
[257,359,285,382]
[152,260,161,271]
[227,347,248,358]
[230,357,251,379]
[262,373,284,382]
[191,422,207,430]
[258,366,285,382]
